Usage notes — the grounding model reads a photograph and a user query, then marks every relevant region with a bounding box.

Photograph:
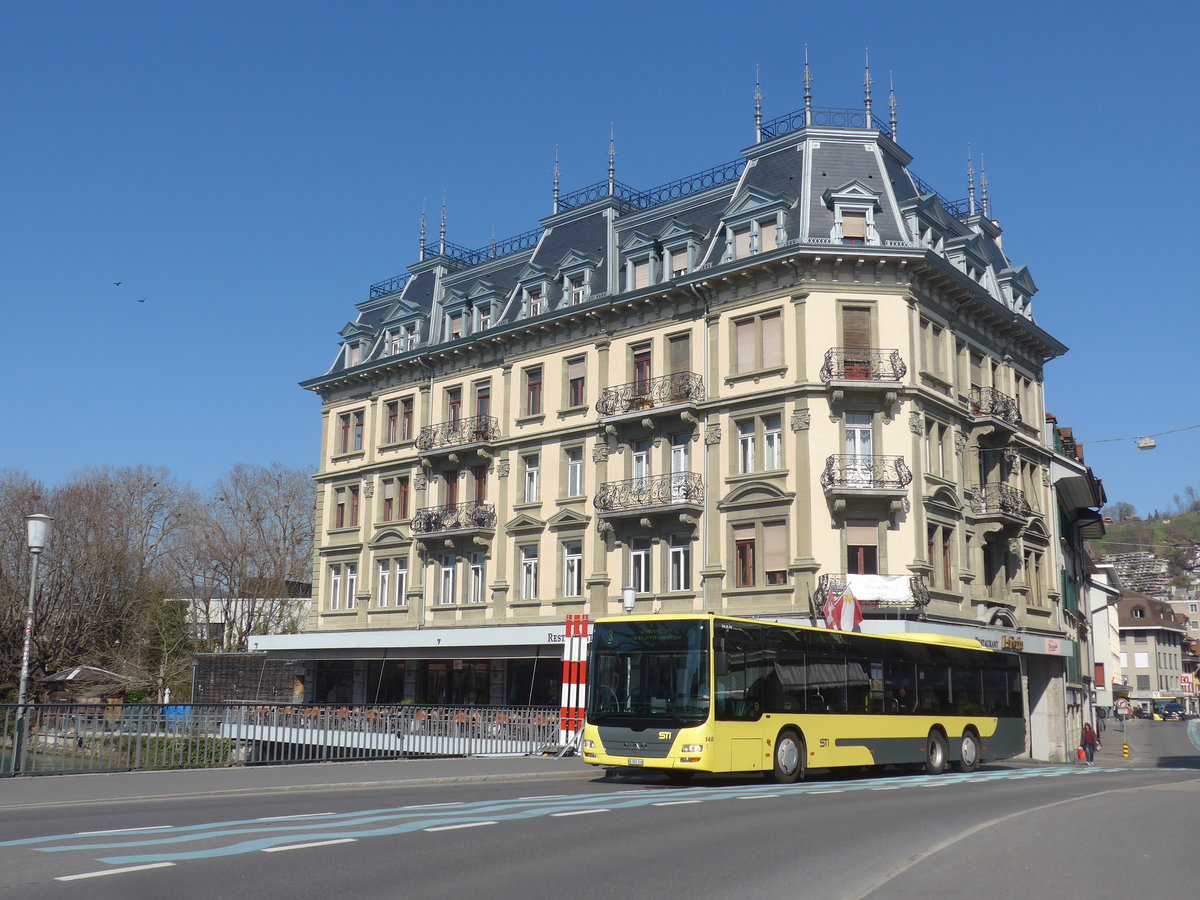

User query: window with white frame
[737,421,755,474]
[523,453,540,503]
[520,545,539,601]
[763,415,782,470]
[328,564,343,611]
[469,552,486,604]
[669,534,691,592]
[563,541,583,598]
[630,538,651,594]
[439,554,457,605]
[345,563,358,610]
[377,559,390,608]
[528,289,544,317]
[669,434,690,499]
[565,447,584,498]
[395,557,408,605]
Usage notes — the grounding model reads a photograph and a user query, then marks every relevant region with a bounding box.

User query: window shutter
[633,260,649,289]
[736,319,756,372]
[568,358,585,381]
[846,520,878,546]
[842,211,866,239]
[764,523,788,570]
[760,222,778,252]
[842,308,871,349]
[761,313,783,368]
[669,334,690,373]
[734,228,751,258]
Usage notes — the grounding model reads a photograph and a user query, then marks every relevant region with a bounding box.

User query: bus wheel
[772,729,805,784]
[953,730,980,773]
[925,730,947,775]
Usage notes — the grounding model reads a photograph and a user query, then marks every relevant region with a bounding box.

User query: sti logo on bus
[658,732,672,741]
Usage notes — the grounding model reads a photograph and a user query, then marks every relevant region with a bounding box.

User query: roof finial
[418,200,427,261]
[439,193,447,255]
[607,124,615,196]
[966,145,976,216]
[754,64,763,142]
[803,45,813,126]
[863,48,873,124]
[552,146,560,214]
[490,224,497,259]
[980,153,990,218]
[888,71,898,142]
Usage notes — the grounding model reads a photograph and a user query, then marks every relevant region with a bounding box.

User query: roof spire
[607,124,615,196]
[439,193,447,255]
[980,153,990,218]
[888,71,898,142]
[803,45,813,125]
[754,64,763,142]
[863,48,873,124]
[552,146,560,214]
[418,201,427,261]
[966,145,976,216]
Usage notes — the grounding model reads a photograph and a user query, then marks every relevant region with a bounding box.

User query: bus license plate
[627,758,644,766]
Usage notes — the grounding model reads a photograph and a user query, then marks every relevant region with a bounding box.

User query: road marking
[401,802,466,810]
[738,794,778,800]
[811,790,844,794]
[255,813,335,821]
[551,809,609,817]
[516,794,567,800]
[424,821,498,832]
[262,838,357,853]
[652,800,702,807]
[56,862,175,882]
[75,826,172,836]
[869,786,901,791]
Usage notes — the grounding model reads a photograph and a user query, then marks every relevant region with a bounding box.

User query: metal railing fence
[2,702,560,777]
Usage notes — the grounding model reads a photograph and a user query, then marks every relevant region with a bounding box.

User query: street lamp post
[12,514,52,776]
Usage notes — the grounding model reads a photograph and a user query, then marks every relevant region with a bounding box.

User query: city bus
[582,614,1024,782]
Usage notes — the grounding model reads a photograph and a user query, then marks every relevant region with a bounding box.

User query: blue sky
[3,1,1196,515]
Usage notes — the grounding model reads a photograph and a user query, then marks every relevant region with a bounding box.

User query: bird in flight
[114,281,122,286]
[137,298,146,303]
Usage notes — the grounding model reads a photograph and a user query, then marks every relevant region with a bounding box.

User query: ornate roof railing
[558,159,746,215]
[415,415,500,453]
[594,473,703,514]
[967,483,1033,519]
[813,573,929,619]
[596,372,704,417]
[420,227,545,268]
[368,272,412,300]
[410,501,496,536]
[967,386,1021,426]
[760,106,893,141]
[819,347,907,383]
[820,455,912,492]
[906,170,975,221]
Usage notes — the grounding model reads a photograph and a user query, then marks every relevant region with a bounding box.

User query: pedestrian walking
[1081,721,1097,765]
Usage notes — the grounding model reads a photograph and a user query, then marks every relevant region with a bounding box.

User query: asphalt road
[2,719,1197,899]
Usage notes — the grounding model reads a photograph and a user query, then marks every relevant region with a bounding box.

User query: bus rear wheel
[925,730,948,775]
[953,730,980,773]
[772,729,805,784]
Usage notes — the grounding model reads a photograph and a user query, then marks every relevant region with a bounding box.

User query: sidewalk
[0,755,595,810]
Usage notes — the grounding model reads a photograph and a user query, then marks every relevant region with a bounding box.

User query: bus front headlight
[583,740,595,750]
[681,744,703,754]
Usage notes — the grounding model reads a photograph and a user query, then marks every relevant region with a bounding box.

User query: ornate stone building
[254,67,1096,758]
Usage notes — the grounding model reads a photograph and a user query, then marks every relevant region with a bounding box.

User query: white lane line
[869,786,901,791]
[652,800,702,807]
[56,863,175,882]
[551,809,609,817]
[516,794,567,800]
[255,813,335,821]
[402,802,465,810]
[738,794,778,800]
[811,790,844,794]
[425,821,498,832]
[75,826,172,836]
[262,838,357,853]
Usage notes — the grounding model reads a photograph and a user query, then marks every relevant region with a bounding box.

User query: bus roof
[594,614,988,652]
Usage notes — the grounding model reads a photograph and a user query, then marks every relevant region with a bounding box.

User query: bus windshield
[588,620,710,726]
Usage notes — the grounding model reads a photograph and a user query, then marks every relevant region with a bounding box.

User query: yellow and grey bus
[582,614,1024,782]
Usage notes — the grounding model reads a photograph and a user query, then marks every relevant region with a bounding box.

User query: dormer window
[389,332,401,355]
[528,289,544,316]
[733,226,751,259]
[1132,607,1146,619]
[446,312,463,341]
[668,247,689,278]
[842,211,867,245]
[569,278,586,305]
[346,343,360,367]
[406,326,419,351]
[478,305,492,330]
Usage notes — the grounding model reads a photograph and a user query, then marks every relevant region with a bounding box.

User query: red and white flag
[825,586,864,632]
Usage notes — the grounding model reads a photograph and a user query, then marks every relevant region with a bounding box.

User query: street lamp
[12,513,52,776]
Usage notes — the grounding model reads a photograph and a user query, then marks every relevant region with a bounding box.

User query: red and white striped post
[559,615,590,746]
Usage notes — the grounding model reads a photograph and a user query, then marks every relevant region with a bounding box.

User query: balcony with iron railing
[416,415,500,457]
[594,473,703,521]
[967,483,1033,524]
[966,386,1021,430]
[812,573,930,620]
[596,372,704,420]
[820,347,906,404]
[820,455,912,499]
[410,501,496,539]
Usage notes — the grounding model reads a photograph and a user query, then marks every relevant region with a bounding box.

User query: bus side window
[883,660,916,713]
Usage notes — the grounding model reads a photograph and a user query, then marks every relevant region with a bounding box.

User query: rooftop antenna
[803,45,813,126]
[439,193,447,255]
[863,48,873,124]
[754,64,763,142]
[607,124,615,196]
[967,145,976,216]
[888,71,898,141]
[490,224,496,259]
[418,201,427,261]
[552,146,560,214]
[980,153,990,218]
